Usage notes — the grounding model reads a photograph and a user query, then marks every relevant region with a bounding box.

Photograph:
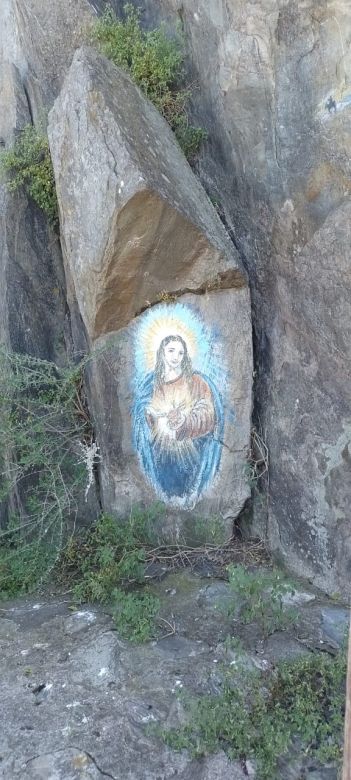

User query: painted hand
[167,409,186,430]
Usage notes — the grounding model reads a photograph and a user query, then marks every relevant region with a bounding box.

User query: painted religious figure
[132,303,224,507]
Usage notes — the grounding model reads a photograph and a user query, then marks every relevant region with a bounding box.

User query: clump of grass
[91,4,207,160]
[62,506,161,604]
[161,649,346,778]
[62,508,163,643]
[0,124,58,226]
[112,587,160,643]
[227,564,298,636]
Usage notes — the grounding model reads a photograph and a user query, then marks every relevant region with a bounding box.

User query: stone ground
[0,566,348,780]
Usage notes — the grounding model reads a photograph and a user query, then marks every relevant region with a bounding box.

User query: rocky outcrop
[49,47,247,341]
[1,0,350,592]
[49,49,252,533]
[116,0,351,595]
[49,47,253,534]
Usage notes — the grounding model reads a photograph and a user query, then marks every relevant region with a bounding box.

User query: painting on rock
[132,302,227,508]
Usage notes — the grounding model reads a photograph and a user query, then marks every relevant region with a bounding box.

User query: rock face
[1,0,351,592]
[49,48,246,341]
[49,47,253,533]
[111,0,351,595]
[0,0,98,526]
[0,576,345,778]
[0,0,96,360]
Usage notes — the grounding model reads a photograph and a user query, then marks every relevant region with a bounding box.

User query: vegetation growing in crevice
[64,508,160,604]
[0,124,59,226]
[112,587,161,643]
[161,648,346,779]
[0,349,93,599]
[90,4,207,161]
[227,563,298,636]
[60,508,164,642]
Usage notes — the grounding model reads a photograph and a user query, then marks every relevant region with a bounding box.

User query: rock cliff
[48,46,252,531]
[1,0,351,594]
[118,0,351,595]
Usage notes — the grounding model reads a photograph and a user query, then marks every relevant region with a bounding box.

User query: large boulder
[123,0,351,594]
[49,47,246,342]
[265,200,351,595]
[49,47,253,535]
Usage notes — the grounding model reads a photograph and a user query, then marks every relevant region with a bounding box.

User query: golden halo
[140,313,198,372]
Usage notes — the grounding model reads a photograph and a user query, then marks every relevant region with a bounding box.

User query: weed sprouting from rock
[112,587,161,643]
[0,124,58,226]
[227,564,298,636]
[161,646,346,778]
[90,4,207,161]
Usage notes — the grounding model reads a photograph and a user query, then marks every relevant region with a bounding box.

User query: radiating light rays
[134,301,219,380]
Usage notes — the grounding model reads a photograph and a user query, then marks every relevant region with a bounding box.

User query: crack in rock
[25,746,117,780]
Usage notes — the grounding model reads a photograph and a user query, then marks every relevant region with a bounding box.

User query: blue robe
[132,371,224,504]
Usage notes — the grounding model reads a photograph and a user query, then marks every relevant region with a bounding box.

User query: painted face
[164,340,184,371]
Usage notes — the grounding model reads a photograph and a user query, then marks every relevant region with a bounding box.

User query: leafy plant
[63,509,163,642]
[112,587,160,643]
[227,564,297,636]
[91,4,207,160]
[0,530,57,600]
[67,507,161,604]
[161,649,346,778]
[0,124,58,225]
[0,349,92,599]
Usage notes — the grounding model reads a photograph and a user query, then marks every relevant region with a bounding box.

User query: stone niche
[49,47,253,539]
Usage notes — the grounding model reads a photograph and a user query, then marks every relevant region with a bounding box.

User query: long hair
[154,335,192,390]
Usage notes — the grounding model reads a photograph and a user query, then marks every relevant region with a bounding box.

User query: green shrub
[0,532,56,600]
[0,124,58,225]
[63,509,163,642]
[0,349,91,599]
[68,507,161,604]
[91,4,207,160]
[161,649,346,778]
[227,564,297,636]
[112,587,160,643]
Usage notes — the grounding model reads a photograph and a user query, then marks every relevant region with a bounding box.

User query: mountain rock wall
[1,0,351,592]
[150,0,351,595]
[48,47,253,536]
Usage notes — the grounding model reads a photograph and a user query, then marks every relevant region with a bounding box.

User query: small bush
[161,649,346,778]
[112,587,160,643]
[0,533,56,600]
[63,509,163,643]
[227,564,297,636]
[91,4,207,160]
[67,508,161,604]
[0,349,91,600]
[0,124,58,226]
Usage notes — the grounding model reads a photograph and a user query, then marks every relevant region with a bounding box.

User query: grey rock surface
[0,581,249,779]
[0,573,341,779]
[49,46,247,340]
[49,46,252,530]
[1,0,95,114]
[111,0,351,596]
